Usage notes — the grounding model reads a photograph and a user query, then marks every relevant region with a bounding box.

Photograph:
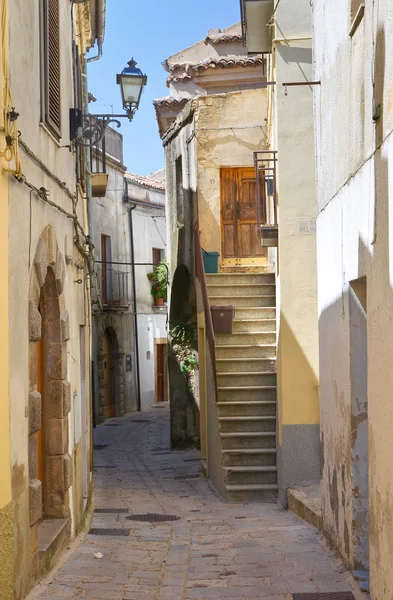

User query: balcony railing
[94,265,130,309]
[254,150,278,247]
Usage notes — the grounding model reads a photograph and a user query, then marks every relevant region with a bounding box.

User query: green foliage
[169,323,195,345]
[180,354,198,377]
[147,259,167,301]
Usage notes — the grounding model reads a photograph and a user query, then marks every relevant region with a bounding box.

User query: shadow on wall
[319,29,393,584]
[168,264,200,449]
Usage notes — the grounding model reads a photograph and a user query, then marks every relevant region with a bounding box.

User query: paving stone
[32,406,360,600]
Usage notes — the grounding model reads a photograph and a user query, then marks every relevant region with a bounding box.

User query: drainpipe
[87,0,106,63]
[128,200,142,412]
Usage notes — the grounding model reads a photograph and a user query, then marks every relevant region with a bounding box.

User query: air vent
[126,514,180,523]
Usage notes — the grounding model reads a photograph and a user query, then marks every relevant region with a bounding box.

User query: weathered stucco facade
[0,1,103,597]
[313,0,393,594]
[272,0,320,507]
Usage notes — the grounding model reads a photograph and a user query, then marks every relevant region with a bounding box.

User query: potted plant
[147,259,167,306]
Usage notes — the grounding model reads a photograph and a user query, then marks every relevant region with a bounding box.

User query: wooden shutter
[41,0,61,137]
[152,248,161,267]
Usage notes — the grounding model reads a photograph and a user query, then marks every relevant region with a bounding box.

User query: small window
[152,248,164,267]
[40,0,61,138]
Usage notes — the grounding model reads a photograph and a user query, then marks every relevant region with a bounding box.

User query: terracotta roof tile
[167,55,263,73]
[204,32,243,45]
[125,172,165,191]
[153,96,190,107]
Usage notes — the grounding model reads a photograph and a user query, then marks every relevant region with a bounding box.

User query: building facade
[0,1,105,597]
[313,0,393,595]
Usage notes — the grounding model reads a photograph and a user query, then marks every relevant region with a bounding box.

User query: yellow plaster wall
[194,89,268,256]
[0,0,12,513]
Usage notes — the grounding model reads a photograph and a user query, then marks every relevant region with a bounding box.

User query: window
[40,0,61,137]
[152,248,164,268]
[101,235,112,305]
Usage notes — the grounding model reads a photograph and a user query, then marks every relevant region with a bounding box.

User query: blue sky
[87,0,241,176]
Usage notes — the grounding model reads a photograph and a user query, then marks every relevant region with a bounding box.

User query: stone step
[220,432,276,449]
[206,273,275,285]
[215,332,276,346]
[234,307,276,320]
[224,466,278,486]
[217,372,276,387]
[222,448,277,467]
[208,283,276,298]
[233,319,276,333]
[217,386,277,402]
[224,484,278,502]
[208,295,276,308]
[216,344,277,359]
[217,401,276,417]
[218,416,276,433]
[216,357,276,373]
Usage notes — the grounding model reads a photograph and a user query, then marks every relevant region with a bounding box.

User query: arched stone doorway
[97,318,124,421]
[28,227,72,541]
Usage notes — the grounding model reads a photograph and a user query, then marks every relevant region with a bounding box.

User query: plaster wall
[91,159,138,419]
[127,184,167,411]
[195,90,268,257]
[274,0,320,506]
[313,0,393,593]
[7,2,94,596]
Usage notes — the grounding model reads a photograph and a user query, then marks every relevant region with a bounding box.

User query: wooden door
[102,331,116,419]
[156,344,165,403]
[221,167,267,261]
[37,338,44,507]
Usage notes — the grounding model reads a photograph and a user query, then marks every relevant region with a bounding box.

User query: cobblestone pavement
[31,405,362,600]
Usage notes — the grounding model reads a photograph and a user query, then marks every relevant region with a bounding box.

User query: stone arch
[28,226,71,531]
[168,264,199,448]
[97,315,125,420]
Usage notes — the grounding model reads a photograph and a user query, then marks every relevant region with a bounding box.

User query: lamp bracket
[72,113,125,147]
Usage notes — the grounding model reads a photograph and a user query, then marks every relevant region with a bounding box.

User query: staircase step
[233,319,276,333]
[208,284,276,298]
[222,448,277,467]
[225,484,278,502]
[220,432,276,449]
[216,358,276,373]
[216,344,277,359]
[217,386,277,402]
[206,273,275,285]
[219,416,276,433]
[217,401,276,417]
[234,307,276,319]
[217,372,276,387]
[215,332,276,346]
[225,466,277,486]
[208,295,276,307]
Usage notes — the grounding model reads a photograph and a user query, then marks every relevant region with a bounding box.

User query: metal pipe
[128,202,142,412]
[87,0,106,63]
[272,36,312,44]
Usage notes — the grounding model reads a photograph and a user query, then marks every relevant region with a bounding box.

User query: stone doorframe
[28,226,72,532]
[97,315,125,420]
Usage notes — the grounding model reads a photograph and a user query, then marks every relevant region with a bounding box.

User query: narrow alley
[30,406,360,600]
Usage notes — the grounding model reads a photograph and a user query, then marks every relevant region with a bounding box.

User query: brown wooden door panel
[103,331,116,419]
[156,344,165,403]
[221,167,267,260]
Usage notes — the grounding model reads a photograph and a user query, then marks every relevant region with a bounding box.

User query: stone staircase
[206,272,278,502]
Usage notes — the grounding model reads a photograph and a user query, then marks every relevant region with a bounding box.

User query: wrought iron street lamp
[117,59,148,121]
[70,58,147,147]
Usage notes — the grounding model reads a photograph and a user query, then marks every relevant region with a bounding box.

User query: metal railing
[94,265,130,308]
[194,223,217,393]
[254,150,278,246]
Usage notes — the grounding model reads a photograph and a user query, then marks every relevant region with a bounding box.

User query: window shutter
[41,0,61,137]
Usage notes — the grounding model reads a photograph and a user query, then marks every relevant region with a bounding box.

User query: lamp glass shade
[119,74,145,106]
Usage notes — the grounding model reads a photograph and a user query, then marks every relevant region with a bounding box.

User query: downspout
[128,199,142,412]
[87,0,106,63]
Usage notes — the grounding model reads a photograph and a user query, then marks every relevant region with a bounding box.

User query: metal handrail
[194,222,217,393]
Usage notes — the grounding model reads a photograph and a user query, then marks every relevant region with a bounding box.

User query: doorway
[102,329,116,418]
[37,336,44,515]
[220,167,268,266]
[155,341,167,403]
